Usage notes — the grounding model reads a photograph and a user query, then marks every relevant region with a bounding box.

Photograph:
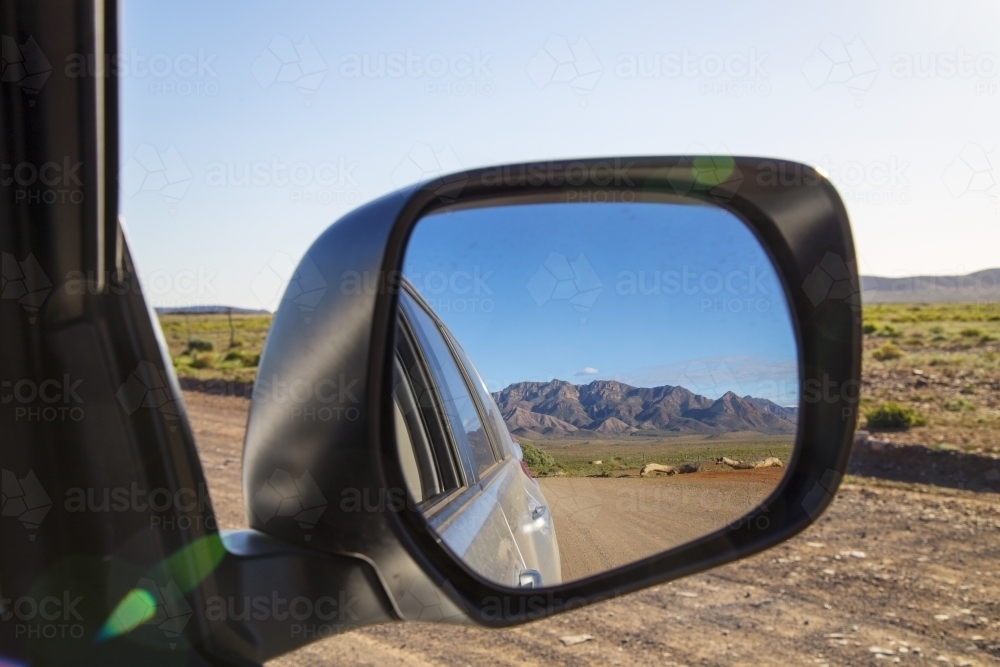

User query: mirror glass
[393,200,799,588]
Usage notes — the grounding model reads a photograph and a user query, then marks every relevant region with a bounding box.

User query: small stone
[560,634,594,646]
[934,614,950,621]
[806,542,825,548]
[870,647,894,655]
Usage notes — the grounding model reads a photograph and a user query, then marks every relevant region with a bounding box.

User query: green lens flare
[97,588,158,641]
[96,534,226,642]
[691,156,736,187]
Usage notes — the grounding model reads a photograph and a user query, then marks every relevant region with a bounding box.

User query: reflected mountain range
[493,379,797,438]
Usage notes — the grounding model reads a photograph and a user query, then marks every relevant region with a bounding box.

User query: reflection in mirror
[394,201,799,588]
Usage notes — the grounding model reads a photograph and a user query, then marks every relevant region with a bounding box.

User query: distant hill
[860,269,999,304]
[492,379,797,439]
[155,305,270,315]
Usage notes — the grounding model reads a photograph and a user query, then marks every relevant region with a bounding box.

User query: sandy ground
[182,391,1000,666]
[539,469,783,581]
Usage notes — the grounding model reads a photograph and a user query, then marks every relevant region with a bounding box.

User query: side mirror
[242,157,860,631]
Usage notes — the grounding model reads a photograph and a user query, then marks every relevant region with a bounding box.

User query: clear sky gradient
[403,202,799,403]
[118,0,999,314]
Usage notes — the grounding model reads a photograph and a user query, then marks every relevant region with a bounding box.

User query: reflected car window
[446,330,512,461]
[400,289,498,480]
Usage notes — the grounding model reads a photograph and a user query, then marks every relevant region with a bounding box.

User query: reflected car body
[392,281,561,587]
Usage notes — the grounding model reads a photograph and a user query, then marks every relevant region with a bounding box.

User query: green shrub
[872,343,903,361]
[943,397,975,412]
[190,352,215,369]
[865,402,926,429]
[519,441,560,476]
[187,338,214,352]
[929,325,944,335]
[221,349,261,367]
[228,338,245,348]
[862,322,879,334]
[959,327,982,338]
[876,325,902,338]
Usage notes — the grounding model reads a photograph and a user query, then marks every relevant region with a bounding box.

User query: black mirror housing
[242,156,861,627]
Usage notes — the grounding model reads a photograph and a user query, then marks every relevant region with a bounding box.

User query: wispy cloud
[574,366,599,376]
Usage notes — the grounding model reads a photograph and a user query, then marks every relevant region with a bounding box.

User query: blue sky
[118,0,999,315]
[403,202,798,403]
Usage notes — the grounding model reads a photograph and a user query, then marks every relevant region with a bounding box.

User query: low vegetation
[520,435,795,478]
[864,402,926,429]
[159,312,272,383]
[519,441,560,476]
[157,301,999,454]
[861,302,999,453]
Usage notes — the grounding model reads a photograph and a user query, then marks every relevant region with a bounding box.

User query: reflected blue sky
[403,202,799,404]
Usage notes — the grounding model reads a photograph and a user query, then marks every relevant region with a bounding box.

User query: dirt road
[182,391,1000,666]
[539,470,783,581]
